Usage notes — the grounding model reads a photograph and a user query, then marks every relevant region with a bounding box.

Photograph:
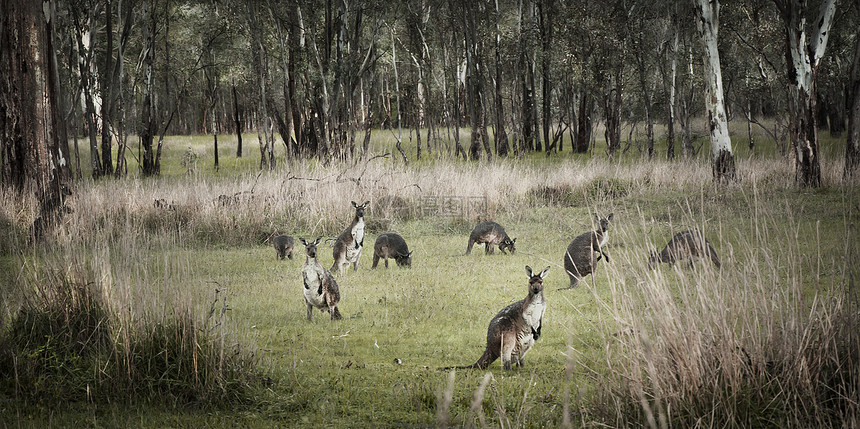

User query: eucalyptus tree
[1,0,73,234]
[694,0,736,182]
[772,0,837,187]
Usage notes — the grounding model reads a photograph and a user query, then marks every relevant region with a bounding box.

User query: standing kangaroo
[648,229,721,269]
[332,201,370,273]
[300,237,342,321]
[466,221,517,255]
[445,266,549,371]
[563,213,613,289]
[372,232,413,268]
[269,233,295,260]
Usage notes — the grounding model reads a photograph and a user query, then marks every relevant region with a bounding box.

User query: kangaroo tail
[440,348,495,371]
[708,244,722,268]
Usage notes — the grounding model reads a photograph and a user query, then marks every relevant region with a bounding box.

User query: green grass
[2,120,859,427]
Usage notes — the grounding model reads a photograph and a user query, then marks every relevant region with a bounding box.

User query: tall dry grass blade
[467,372,494,429]
[437,369,456,428]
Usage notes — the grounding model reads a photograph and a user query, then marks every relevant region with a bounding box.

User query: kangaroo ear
[299,238,307,246]
[314,236,322,245]
[512,238,517,243]
[607,213,614,221]
[407,251,413,257]
[539,266,551,279]
[351,201,358,208]
[362,200,370,207]
[525,265,533,278]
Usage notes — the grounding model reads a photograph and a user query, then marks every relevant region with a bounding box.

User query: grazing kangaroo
[466,221,517,255]
[269,234,295,260]
[372,232,413,268]
[648,229,721,269]
[299,237,342,321]
[445,266,549,371]
[562,213,613,289]
[332,201,370,273]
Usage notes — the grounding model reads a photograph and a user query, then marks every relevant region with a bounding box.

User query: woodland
[1,0,859,427]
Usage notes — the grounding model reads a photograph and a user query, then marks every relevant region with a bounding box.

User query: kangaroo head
[501,237,517,254]
[352,200,370,218]
[300,236,323,258]
[396,250,413,268]
[647,249,660,270]
[596,213,614,232]
[525,265,550,295]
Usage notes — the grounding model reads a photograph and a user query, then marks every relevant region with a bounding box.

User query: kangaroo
[648,229,721,269]
[466,221,516,255]
[372,232,413,268]
[299,237,343,321]
[445,266,549,371]
[332,201,370,273]
[562,213,613,289]
[269,234,295,260]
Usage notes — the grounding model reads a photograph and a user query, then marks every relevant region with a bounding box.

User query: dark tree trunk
[1,0,72,236]
[493,0,509,157]
[574,93,593,153]
[99,0,114,176]
[140,0,156,176]
[232,79,243,157]
[603,66,623,159]
[539,0,553,154]
[845,13,860,180]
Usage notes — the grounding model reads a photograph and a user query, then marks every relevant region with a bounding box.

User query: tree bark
[70,3,103,178]
[232,78,243,157]
[140,0,157,176]
[1,0,73,236]
[694,0,736,183]
[539,0,553,154]
[845,5,860,180]
[99,0,114,176]
[773,0,836,187]
[493,0,509,157]
[574,92,592,153]
[667,21,678,160]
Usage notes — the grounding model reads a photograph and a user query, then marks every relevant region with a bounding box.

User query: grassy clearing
[1,126,859,427]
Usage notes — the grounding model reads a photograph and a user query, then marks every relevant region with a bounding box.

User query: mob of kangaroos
[649,229,721,269]
[466,221,516,255]
[299,237,342,321]
[445,265,550,370]
[563,213,613,289]
[332,201,369,273]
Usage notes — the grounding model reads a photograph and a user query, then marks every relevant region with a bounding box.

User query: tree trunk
[140,0,157,176]
[695,0,735,183]
[519,0,538,153]
[602,65,623,160]
[247,0,275,170]
[232,78,243,157]
[666,12,679,160]
[774,0,836,187]
[99,0,114,176]
[1,0,72,236]
[844,8,860,180]
[574,92,593,153]
[70,4,102,178]
[539,0,553,154]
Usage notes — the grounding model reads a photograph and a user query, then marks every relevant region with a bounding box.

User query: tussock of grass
[0,249,261,407]
[583,192,860,427]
